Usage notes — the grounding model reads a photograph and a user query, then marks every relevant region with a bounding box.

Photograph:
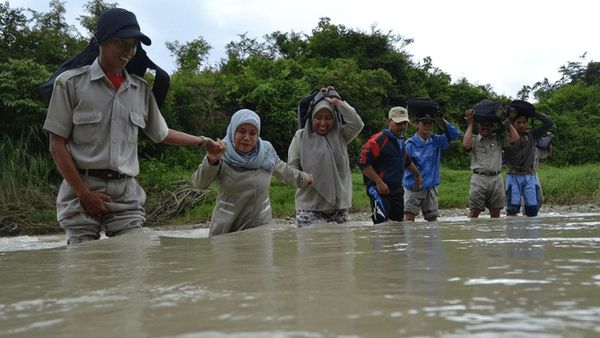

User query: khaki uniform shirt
[469,133,511,173]
[43,59,169,177]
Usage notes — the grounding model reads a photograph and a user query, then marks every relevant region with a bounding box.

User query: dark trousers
[367,187,405,224]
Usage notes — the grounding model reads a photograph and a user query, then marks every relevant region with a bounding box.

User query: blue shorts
[505,173,541,216]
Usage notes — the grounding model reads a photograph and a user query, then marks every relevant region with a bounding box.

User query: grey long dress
[192,156,310,236]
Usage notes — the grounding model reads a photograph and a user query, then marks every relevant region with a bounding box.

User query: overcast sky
[10,0,600,98]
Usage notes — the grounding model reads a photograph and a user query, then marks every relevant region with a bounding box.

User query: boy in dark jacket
[503,100,553,217]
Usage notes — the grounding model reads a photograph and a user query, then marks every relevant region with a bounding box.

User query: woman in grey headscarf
[288,87,364,228]
[192,109,313,236]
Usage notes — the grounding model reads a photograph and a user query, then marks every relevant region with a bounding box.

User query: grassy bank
[2,144,600,235]
[154,164,600,225]
[0,133,58,235]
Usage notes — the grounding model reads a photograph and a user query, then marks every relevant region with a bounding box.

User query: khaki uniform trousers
[56,176,146,244]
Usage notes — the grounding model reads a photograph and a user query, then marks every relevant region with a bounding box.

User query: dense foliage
[2,0,600,173]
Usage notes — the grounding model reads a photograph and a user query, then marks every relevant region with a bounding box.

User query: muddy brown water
[1,212,600,337]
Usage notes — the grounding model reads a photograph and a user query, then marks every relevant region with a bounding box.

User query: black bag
[473,99,501,123]
[297,87,342,129]
[509,99,535,118]
[536,132,554,150]
[406,97,441,122]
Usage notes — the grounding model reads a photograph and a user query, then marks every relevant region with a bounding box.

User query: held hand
[305,174,314,187]
[78,190,111,217]
[204,137,225,156]
[376,180,390,195]
[206,138,225,165]
[325,86,341,99]
[325,96,341,106]
[436,116,447,126]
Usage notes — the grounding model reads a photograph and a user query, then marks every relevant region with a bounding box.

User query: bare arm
[49,133,111,216]
[162,129,225,155]
[161,129,204,145]
[405,161,422,190]
[507,122,519,143]
[463,109,474,150]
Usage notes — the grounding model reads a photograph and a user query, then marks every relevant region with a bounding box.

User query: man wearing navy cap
[43,8,224,244]
[403,106,460,222]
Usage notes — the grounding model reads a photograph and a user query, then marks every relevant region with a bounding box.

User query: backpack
[536,132,554,150]
[509,99,535,118]
[473,99,501,123]
[297,87,343,129]
[406,97,441,122]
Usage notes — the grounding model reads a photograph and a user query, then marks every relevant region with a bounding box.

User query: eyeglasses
[107,37,138,51]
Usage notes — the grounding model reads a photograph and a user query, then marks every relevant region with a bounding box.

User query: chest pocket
[474,141,490,154]
[475,139,500,155]
[128,111,146,143]
[72,111,102,144]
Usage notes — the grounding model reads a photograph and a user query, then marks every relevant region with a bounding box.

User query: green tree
[0,58,50,138]
[264,31,308,60]
[0,2,29,63]
[166,37,212,73]
[77,0,117,37]
[27,0,86,69]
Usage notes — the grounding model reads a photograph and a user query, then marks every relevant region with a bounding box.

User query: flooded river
[1,212,600,337]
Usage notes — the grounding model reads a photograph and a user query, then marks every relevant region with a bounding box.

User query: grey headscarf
[300,100,350,206]
[222,109,278,170]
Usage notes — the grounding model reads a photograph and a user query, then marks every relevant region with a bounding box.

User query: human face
[388,119,408,137]
[513,116,528,135]
[416,120,433,139]
[478,121,493,137]
[98,37,138,75]
[312,109,335,135]
[234,123,258,153]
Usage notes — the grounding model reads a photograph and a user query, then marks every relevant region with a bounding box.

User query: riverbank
[2,164,600,236]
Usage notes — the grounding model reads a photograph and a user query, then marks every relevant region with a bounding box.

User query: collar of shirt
[90,58,136,90]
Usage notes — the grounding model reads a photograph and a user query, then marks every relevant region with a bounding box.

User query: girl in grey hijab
[192,109,313,236]
[288,87,364,228]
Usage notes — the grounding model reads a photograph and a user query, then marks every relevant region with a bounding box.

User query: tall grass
[538,164,600,204]
[0,129,58,234]
[0,131,54,195]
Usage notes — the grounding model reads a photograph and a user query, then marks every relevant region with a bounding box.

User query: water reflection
[404,223,446,299]
[1,213,600,337]
[506,217,543,259]
[57,232,153,337]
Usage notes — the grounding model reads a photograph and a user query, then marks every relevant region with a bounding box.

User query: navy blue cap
[417,113,436,122]
[95,8,151,46]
